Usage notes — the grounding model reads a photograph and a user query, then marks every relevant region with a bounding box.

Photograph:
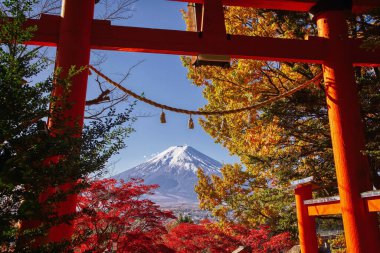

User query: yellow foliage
[184,7,339,233]
[329,234,346,253]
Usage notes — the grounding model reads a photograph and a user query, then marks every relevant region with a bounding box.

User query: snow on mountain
[113,145,222,207]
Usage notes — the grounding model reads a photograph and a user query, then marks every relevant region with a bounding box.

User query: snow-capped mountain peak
[146,145,221,174]
[113,146,222,207]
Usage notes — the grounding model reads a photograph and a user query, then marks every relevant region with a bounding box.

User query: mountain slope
[114,145,222,207]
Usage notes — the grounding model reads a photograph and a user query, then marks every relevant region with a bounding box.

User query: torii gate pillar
[47,0,94,242]
[314,7,380,253]
[294,183,318,253]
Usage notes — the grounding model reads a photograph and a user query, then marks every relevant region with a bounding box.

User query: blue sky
[88,0,239,175]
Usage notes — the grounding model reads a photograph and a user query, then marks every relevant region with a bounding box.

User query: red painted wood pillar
[315,10,380,253]
[47,0,94,242]
[295,184,318,253]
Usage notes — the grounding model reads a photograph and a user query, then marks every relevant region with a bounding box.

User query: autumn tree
[186,7,380,234]
[164,221,240,253]
[73,178,175,253]
[164,220,292,253]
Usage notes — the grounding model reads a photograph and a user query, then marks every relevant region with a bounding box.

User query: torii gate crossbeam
[172,0,377,13]
[15,0,380,252]
[24,15,380,65]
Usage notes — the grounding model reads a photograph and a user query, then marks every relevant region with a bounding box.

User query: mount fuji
[113,146,222,207]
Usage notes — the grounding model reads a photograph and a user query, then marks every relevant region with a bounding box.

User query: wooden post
[313,7,380,253]
[293,178,318,253]
[47,0,95,242]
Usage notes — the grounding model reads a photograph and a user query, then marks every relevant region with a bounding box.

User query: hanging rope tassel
[188,115,194,129]
[160,110,166,123]
[221,117,228,131]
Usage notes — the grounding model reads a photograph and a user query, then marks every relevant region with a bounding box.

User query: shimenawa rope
[88,65,323,116]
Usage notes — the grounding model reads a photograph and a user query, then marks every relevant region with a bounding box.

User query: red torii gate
[19,0,380,252]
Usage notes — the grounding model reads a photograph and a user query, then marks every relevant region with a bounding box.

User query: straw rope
[88,65,323,116]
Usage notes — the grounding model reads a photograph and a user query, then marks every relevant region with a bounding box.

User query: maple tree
[164,221,239,253]
[184,7,380,234]
[236,225,293,253]
[73,178,175,253]
[164,220,292,253]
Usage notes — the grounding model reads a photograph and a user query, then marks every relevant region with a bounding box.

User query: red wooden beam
[86,23,380,65]
[304,191,380,216]
[362,191,380,212]
[23,15,380,66]
[307,202,341,216]
[306,197,380,215]
[201,0,226,38]
[23,15,60,47]
[304,196,341,216]
[171,0,380,13]
[366,198,380,212]
[90,24,329,63]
